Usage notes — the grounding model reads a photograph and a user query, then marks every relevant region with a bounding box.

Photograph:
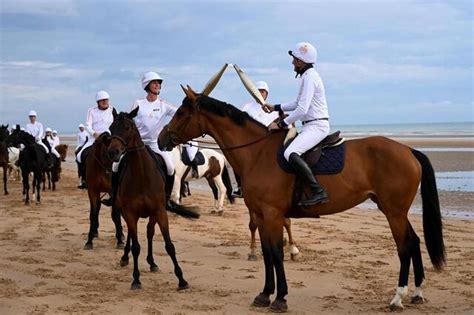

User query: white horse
[171,146,234,214]
[7,147,21,180]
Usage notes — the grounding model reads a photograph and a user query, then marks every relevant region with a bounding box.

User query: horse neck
[202,112,284,175]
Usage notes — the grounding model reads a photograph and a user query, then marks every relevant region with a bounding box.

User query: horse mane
[195,95,267,129]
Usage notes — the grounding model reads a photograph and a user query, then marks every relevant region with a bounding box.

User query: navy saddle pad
[277,143,346,175]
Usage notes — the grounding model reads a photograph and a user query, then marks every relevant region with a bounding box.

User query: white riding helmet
[255,81,269,92]
[289,42,317,64]
[45,127,52,133]
[53,130,58,134]
[29,110,37,116]
[78,123,85,128]
[141,71,163,90]
[96,90,110,102]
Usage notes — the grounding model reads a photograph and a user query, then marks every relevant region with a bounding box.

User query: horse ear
[181,84,197,103]
[112,108,118,119]
[129,106,139,119]
[15,125,20,131]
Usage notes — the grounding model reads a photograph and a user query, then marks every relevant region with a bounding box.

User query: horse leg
[408,223,426,304]
[34,172,41,204]
[248,212,258,261]
[120,232,131,267]
[84,195,99,250]
[205,176,219,214]
[284,218,300,261]
[42,171,46,191]
[3,165,8,195]
[146,218,159,272]
[128,221,141,290]
[251,213,288,310]
[215,176,226,215]
[22,170,29,204]
[47,171,51,190]
[156,207,189,290]
[111,205,124,249]
[385,214,412,311]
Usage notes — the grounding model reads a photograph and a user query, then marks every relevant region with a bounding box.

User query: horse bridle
[165,100,277,151]
[109,117,145,153]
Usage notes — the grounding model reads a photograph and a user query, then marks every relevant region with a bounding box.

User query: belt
[302,118,328,125]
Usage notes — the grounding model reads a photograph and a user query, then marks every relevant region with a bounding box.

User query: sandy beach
[0,137,473,314]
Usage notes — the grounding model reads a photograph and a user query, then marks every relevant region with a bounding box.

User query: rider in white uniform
[76,91,114,188]
[24,110,53,167]
[25,110,48,152]
[52,130,60,146]
[44,127,61,159]
[264,42,330,206]
[76,124,88,148]
[102,71,178,208]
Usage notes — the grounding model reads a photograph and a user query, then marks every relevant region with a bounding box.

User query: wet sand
[0,137,472,314]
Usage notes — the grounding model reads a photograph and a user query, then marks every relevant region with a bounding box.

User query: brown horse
[0,125,9,195]
[83,133,124,250]
[108,108,199,290]
[55,144,68,161]
[158,87,446,312]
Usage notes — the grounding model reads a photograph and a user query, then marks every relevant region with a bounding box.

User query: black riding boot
[165,173,177,210]
[77,162,87,189]
[289,152,329,206]
[101,171,119,207]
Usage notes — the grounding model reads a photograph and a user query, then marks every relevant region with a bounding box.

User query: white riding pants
[284,120,330,161]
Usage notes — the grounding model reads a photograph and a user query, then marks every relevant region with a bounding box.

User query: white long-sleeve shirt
[25,121,44,142]
[85,106,114,137]
[242,101,279,127]
[281,67,329,125]
[77,130,88,147]
[52,135,60,147]
[131,97,177,147]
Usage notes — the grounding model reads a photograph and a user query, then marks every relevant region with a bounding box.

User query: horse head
[158,85,208,152]
[108,107,140,162]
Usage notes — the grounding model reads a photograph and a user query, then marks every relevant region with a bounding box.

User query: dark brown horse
[0,125,9,195]
[108,108,199,290]
[158,87,445,312]
[83,133,124,250]
[56,144,68,161]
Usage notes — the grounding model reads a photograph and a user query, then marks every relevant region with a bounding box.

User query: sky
[0,0,473,132]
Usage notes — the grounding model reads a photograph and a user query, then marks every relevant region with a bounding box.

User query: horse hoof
[150,265,158,272]
[248,253,258,261]
[411,295,425,304]
[217,211,224,216]
[84,243,93,250]
[270,299,288,313]
[178,281,189,290]
[94,232,99,238]
[131,281,141,290]
[210,210,216,214]
[290,253,300,261]
[4,191,8,195]
[116,242,125,250]
[251,293,270,307]
[120,259,129,267]
[389,303,404,311]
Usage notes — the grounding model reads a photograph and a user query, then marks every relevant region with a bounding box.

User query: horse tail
[412,149,446,270]
[166,200,200,219]
[222,165,235,204]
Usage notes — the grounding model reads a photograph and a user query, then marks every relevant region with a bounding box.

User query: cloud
[1,0,78,17]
